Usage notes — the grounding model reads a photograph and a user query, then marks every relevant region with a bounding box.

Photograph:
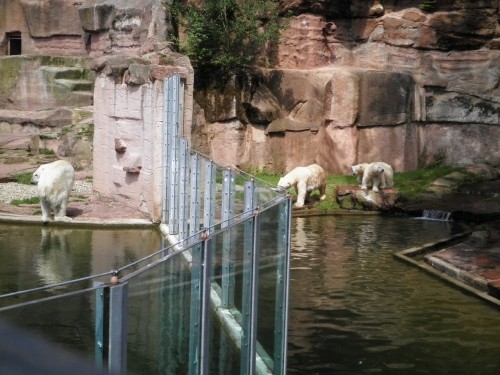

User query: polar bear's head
[31,165,46,185]
[351,163,368,177]
[277,177,293,190]
[351,165,361,176]
[372,165,384,175]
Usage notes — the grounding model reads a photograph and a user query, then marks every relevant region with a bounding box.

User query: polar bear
[352,161,394,192]
[278,164,326,208]
[351,163,370,185]
[31,160,75,223]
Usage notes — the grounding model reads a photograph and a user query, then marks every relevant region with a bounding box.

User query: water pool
[287,215,500,374]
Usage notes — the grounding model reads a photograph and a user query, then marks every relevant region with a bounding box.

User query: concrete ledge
[394,233,500,308]
[0,213,155,228]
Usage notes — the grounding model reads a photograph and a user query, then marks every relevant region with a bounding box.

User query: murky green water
[288,215,500,375]
[0,224,162,296]
[2,217,500,374]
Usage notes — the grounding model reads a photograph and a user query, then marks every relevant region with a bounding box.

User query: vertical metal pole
[248,210,260,375]
[241,180,256,375]
[189,242,202,375]
[199,236,212,375]
[179,138,189,240]
[167,75,180,233]
[189,153,201,239]
[273,199,292,375]
[94,283,107,368]
[108,282,128,375]
[162,78,171,223]
[221,168,235,308]
[169,139,179,234]
[203,161,216,233]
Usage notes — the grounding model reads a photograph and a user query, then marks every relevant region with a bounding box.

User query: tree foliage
[171,0,284,87]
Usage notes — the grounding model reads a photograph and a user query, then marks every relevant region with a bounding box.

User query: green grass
[13,172,34,185]
[10,196,40,206]
[393,166,456,201]
[39,148,55,155]
[251,166,481,210]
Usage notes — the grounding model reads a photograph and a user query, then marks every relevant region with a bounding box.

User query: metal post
[94,283,108,368]
[199,235,212,375]
[179,138,189,240]
[163,75,181,226]
[162,78,171,222]
[189,242,203,375]
[108,282,128,374]
[189,154,201,239]
[203,161,216,233]
[221,168,235,308]
[241,180,256,375]
[273,199,292,375]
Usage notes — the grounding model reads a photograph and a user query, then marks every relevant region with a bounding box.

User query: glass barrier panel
[208,288,241,375]
[256,203,289,373]
[0,288,101,367]
[125,250,193,374]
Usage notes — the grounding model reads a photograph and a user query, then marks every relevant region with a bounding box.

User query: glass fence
[0,75,292,374]
[0,198,291,375]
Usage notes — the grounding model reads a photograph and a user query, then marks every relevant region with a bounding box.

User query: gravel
[0,181,93,203]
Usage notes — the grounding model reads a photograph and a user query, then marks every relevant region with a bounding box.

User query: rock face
[0,0,169,57]
[192,0,500,174]
[0,0,173,185]
[90,54,194,221]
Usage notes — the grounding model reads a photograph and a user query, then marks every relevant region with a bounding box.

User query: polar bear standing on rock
[352,162,394,192]
[31,160,75,223]
[278,164,326,208]
[351,163,370,185]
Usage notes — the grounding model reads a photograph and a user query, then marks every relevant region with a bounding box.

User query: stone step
[0,134,39,151]
[40,66,93,81]
[56,79,93,92]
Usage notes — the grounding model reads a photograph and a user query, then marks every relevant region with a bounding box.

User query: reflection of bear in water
[31,160,75,223]
[35,228,73,286]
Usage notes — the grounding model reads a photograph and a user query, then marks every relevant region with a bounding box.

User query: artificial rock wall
[192,0,500,174]
[91,55,193,221]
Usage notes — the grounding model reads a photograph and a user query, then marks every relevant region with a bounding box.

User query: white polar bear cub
[352,162,394,192]
[278,164,326,208]
[31,160,75,223]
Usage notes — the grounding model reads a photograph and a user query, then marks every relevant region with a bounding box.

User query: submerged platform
[395,221,500,307]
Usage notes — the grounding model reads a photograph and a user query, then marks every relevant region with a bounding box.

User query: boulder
[336,185,401,211]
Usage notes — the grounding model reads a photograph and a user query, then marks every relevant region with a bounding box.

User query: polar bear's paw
[55,216,73,222]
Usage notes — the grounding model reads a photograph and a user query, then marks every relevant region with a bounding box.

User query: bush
[419,0,437,12]
[172,0,285,87]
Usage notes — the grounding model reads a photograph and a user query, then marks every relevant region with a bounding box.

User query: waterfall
[416,210,453,221]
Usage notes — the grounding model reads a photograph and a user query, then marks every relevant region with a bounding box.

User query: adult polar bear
[278,164,326,207]
[352,162,394,192]
[31,160,75,223]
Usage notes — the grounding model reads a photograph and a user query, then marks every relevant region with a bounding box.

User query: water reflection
[288,215,500,375]
[0,224,161,294]
[35,228,74,285]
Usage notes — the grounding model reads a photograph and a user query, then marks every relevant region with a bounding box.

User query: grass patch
[251,166,475,209]
[10,196,39,206]
[13,172,34,185]
[393,166,456,201]
[39,148,55,155]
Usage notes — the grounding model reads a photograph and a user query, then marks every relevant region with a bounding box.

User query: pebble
[0,181,93,203]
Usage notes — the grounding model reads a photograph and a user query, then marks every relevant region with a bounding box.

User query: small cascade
[416,209,453,221]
